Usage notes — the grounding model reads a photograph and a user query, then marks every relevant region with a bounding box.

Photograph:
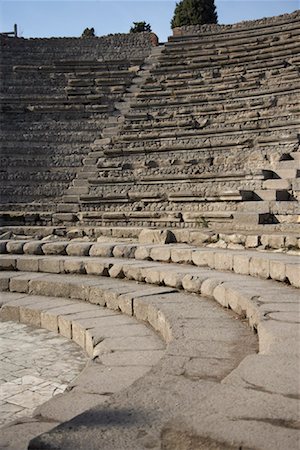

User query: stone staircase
[54,11,300,230]
[0,34,155,216]
[0,232,299,449]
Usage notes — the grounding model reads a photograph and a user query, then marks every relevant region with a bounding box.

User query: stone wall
[172,10,300,36]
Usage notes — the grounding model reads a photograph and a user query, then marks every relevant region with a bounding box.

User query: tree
[130,21,152,33]
[81,27,95,38]
[171,0,217,29]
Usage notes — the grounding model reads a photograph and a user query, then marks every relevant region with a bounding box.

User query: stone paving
[0,320,88,427]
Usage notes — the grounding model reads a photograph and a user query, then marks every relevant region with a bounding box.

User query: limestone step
[1,240,299,288]
[275,159,300,170]
[275,168,300,179]
[262,179,292,190]
[253,189,291,201]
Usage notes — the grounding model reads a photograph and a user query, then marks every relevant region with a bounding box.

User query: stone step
[2,264,298,450]
[253,189,291,201]
[290,151,300,160]
[275,159,300,170]
[275,168,300,179]
[262,179,292,190]
[1,237,299,287]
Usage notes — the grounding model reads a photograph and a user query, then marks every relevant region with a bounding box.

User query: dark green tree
[171,0,217,28]
[81,27,95,38]
[130,21,152,33]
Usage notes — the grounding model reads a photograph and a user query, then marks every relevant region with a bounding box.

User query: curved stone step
[0,268,298,449]
[1,239,299,287]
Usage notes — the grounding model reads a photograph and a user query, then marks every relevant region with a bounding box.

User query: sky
[0,0,299,43]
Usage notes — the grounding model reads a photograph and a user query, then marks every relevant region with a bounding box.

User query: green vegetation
[130,21,152,33]
[81,27,95,38]
[171,0,218,28]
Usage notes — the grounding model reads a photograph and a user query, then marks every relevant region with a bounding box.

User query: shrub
[130,21,152,33]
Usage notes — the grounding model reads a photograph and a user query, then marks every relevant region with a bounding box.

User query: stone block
[245,235,259,248]
[16,257,39,272]
[226,234,246,245]
[109,264,125,279]
[170,247,192,264]
[150,246,171,262]
[39,258,65,274]
[89,244,114,257]
[0,240,8,254]
[269,260,287,282]
[64,259,86,274]
[6,241,26,254]
[214,252,233,271]
[66,242,92,256]
[285,236,298,249]
[141,267,162,285]
[29,277,70,298]
[213,284,228,307]
[249,256,270,279]
[161,270,183,289]
[201,278,221,298]
[182,274,204,293]
[134,246,151,260]
[40,302,76,332]
[233,254,250,275]
[192,250,213,267]
[188,231,213,245]
[42,242,68,255]
[0,256,16,271]
[84,260,109,276]
[286,263,300,288]
[139,229,176,245]
[262,235,285,249]
[23,241,43,255]
[112,245,137,259]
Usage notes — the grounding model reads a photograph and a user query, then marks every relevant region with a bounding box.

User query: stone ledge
[1,239,299,287]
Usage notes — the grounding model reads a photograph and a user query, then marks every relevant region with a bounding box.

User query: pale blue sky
[0,0,299,42]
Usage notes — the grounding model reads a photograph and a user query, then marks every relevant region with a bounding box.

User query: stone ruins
[0,10,299,450]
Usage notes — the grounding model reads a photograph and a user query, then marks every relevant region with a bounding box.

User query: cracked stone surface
[0,320,88,427]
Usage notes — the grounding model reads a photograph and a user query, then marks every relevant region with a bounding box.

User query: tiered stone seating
[0,233,298,449]
[62,11,300,229]
[0,34,155,217]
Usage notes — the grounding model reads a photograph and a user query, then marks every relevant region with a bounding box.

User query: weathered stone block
[16,257,39,272]
[66,242,92,256]
[150,246,171,262]
[182,274,204,293]
[0,256,16,271]
[64,259,86,274]
[269,260,286,282]
[134,246,151,260]
[245,235,259,248]
[191,250,211,267]
[89,244,114,257]
[170,247,192,264]
[286,263,300,288]
[139,229,176,245]
[249,257,270,279]
[23,241,43,255]
[233,254,250,275]
[113,245,137,259]
[214,252,233,271]
[39,258,65,274]
[42,242,68,255]
[6,241,26,254]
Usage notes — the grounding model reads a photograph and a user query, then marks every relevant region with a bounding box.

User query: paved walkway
[0,320,88,427]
